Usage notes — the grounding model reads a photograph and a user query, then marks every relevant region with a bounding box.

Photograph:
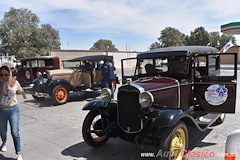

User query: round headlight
[139,91,154,108]
[46,71,52,79]
[101,88,112,102]
[25,71,30,79]
[36,71,42,78]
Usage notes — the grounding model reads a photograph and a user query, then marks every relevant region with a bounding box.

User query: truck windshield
[136,56,189,77]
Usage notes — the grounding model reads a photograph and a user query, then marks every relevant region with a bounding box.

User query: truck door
[193,53,237,113]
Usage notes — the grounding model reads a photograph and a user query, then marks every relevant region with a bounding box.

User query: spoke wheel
[159,121,188,160]
[169,128,186,160]
[82,110,109,147]
[52,85,69,105]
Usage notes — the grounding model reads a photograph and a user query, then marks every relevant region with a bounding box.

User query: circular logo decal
[204,84,228,106]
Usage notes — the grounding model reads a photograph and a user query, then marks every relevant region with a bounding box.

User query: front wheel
[82,110,109,147]
[158,121,188,160]
[52,85,69,105]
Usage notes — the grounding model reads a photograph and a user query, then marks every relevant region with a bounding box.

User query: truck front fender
[49,79,76,91]
[83,99,117,111]
[152,109,190,128]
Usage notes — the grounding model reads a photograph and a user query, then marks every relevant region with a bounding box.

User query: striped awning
[221,22,240,35]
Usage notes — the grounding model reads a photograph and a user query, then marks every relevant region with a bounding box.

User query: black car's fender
[83,100,118,130]
[83,99,105,110]
[32,77,48,92]
[49,79,76,91]
[83,99,117,111]
[152,109,193,128]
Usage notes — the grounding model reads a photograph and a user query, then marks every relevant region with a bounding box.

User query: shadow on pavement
[188,126,216,149]
[61,127,215,160]
[24,91,100,107]
[0,154,15,160]
[61,139,152,160]
[68,91,100,102]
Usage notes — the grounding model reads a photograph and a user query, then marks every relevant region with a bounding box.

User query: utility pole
[67,40,70,49]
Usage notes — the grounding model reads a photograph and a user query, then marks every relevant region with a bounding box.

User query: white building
[49,50,141,69]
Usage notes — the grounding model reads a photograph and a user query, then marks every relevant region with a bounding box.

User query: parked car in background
[31,55,118,105]
[82,46,237,160]
[16,56,60,85]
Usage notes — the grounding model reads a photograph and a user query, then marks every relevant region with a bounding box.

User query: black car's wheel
[82,110,109,147]
[158,121,188,160]
[52,85,69,105]
[216,113,226,124]
[32,95,46,101]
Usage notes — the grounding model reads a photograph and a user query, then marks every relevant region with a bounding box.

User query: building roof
[221,22,240,35]
[137,46,219,59]
[62,55,113,62]
[20,56,59,61]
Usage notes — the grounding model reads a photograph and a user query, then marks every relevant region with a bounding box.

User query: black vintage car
[31,55,117,105]
[82,46,237,160]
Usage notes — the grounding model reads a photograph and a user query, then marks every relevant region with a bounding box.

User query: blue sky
[1,0,240,51]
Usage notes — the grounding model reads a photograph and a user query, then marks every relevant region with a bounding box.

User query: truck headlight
[25,71,30,79]
[36,72,42,78]
[139,91,154,108]
[46,71,52,79]
[101,88,112,102]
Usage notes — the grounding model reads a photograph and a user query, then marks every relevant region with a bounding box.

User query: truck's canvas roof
[137,46,219,59]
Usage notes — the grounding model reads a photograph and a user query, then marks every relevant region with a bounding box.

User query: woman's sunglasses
[0,73,9,77]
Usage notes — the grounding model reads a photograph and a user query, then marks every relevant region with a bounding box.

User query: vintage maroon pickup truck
[16,56,60,85]
[82,46,237,160]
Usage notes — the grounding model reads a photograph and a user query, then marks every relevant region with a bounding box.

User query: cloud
[0,0,212,37]
[1,0,240,50]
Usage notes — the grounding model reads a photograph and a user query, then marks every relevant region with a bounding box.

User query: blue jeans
[0,105,21,154]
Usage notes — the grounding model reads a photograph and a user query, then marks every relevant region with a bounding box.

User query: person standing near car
[101,58,116,97]
[0,66,27,160]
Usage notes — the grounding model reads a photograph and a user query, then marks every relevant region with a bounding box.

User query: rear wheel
[52,85,69,105]
[158,121,188,160]
[82,110,109,147]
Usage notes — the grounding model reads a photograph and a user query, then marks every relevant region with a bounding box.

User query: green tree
[90,39,118,51]
[208,32,237,50]
[158,27,186,47]
[0,8,60,58]
[185,27,210,46]
[219,34,237,49]
[149,42,161,50]
[209,31,220,48]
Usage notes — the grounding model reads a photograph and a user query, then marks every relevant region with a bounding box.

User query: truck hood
[133,77,179,92]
